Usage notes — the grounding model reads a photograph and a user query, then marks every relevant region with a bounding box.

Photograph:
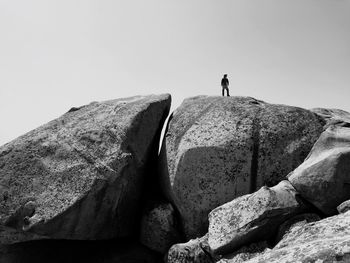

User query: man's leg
[227,88,230,97]
[222,88,224,96]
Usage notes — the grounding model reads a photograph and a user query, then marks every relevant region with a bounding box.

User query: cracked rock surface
[0,94,171,242]
[161,96,324,238]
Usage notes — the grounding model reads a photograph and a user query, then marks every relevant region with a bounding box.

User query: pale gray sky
[1,0,350,146]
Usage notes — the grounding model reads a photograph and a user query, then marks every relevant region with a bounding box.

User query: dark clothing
[221,78,229,87]
[222,86,230,96]
[221,77,230,96]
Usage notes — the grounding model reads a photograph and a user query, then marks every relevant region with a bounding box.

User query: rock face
[243,211,350,263]
[140,202,181,254]
[208,181,305,255]
[288,125,350,215]
[166,234,214,263]
[0,94,171,242]
[161,96,325,238]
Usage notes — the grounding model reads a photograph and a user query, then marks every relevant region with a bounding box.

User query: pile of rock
[1,95,350,263]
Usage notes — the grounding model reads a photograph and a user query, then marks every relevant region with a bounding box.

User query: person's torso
[221,78,229,86]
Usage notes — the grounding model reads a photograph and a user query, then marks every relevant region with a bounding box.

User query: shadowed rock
[161,96,324,238]
[218,241,269,263]
[0,94,171,242]
[140,202,181,254]
[0,238,160,263]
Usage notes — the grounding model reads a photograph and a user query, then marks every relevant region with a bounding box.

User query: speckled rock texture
[0,94,171,242]
[208,180,305,255]
[218,241,269,263]
[338,200,350,214]
[274,213,321,245]
[288,125,350,215]
[242,211,350,263]
[166,234,214,263]
[161,96,324,238]
[140,202,181,254]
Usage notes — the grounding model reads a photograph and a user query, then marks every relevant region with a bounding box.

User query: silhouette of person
[221,74,230,96]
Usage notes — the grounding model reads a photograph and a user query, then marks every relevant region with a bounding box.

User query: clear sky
[1,0,349,146]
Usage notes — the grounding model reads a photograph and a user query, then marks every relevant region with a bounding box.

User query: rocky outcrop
[0,94,171,242]
[208,181,305,255]
[166,234,214,263]
[161,96,325,238]
[288,125,350,215]
[311,108,350,127]
[241,211,350,263]
[140,202,181,254]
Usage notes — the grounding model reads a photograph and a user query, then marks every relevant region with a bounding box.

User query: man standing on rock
[221,74,230,97]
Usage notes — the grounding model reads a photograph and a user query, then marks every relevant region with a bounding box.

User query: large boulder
[288,125,350,215]
[242,211,350,263]
[208,181,305,255]
[0,94,171,242]
[161,96,324,238]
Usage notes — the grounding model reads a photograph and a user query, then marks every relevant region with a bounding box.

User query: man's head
[224,74,227,78]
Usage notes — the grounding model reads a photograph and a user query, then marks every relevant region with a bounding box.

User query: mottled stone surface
[243,211,350,263]
[274,213,321,245]
[0,94,171,242]
[161,96,324,238]
[208,181,305,255]
[166,234,214,263]
[288,125,350,215]
[140,202,181,254]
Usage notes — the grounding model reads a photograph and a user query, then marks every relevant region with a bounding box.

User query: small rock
[337,200,350,214]
[140,202,181,254]
[166,234,214,263]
